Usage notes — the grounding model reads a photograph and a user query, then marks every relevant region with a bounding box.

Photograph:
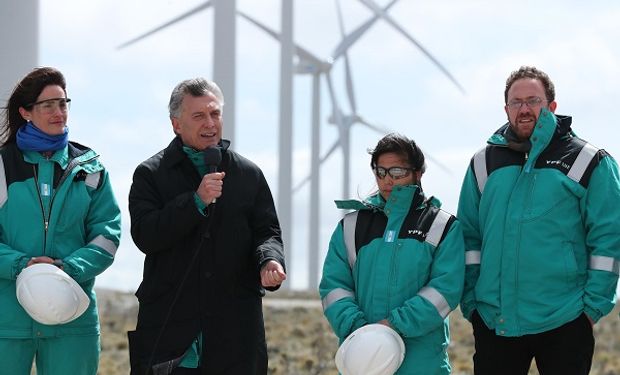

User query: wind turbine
[290,0,401,199]
[238,7,392,288]
[293,0,461,287]
[332,0,465,198]
[294,0,460,199]
[116,0,238,145]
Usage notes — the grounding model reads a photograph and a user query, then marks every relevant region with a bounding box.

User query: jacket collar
[487,112,573,172]
[21,141,96,170]
[488,113,573,148]
[163,136,231,168]
[335,184,428,212]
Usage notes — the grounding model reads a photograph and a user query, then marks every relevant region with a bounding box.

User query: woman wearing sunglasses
[320,133,465,374]
[0,67,121,374]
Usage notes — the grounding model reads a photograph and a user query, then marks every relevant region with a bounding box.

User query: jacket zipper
[32,165,49,254]
[32,154,99,254]
[513,154,536,334]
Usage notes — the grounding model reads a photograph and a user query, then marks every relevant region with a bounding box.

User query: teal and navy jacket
[0,141,121,338]
[458,109,620,337]
[320,185,465,375]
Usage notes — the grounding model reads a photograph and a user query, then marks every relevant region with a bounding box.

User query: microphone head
[203,146,222,172]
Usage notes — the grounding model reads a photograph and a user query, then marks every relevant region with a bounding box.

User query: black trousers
[471,311,594,375]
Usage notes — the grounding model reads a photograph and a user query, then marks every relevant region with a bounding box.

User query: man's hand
[260,260,287,288]
[196,172,225,204]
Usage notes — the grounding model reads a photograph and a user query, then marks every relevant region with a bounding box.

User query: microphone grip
[206,165,218,204]
[203,146,222,205]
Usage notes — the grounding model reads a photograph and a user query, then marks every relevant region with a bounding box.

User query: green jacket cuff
[13,257,30,279]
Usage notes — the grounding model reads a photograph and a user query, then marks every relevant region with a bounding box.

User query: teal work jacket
[0,142,121,338]
[458,109,620,337]
[320,185,465,374]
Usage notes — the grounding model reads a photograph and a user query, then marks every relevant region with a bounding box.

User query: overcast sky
[34,0,620,291]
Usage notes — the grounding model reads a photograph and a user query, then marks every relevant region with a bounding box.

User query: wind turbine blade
[117,1,213,49]
[237,10,322,66]
[357,0,466,94]
[292,139,341,193]
[343,56,357,113]
[330,0,399,61]
[292,175,311,193]
[421,148,453,175]
[357,117,391,134]
[324,71,344,127]
[335,0,358,114]
[320,139,341,164]
[334,0,347,38]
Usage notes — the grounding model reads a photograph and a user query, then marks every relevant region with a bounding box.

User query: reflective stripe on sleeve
[567,143,599,183]
[589,255,620,275]
[343,211,359,269]
[417,286,451,319]
[0,155,7,208]
[89,234,118,256]
[425,210,451,247]
[473,147,488,193]
[85,171,101,189]
[322,288,355,311]
[465,250,481,265]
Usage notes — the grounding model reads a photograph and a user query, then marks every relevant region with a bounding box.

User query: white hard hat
[16,263,89,325]
[335,324,405,375]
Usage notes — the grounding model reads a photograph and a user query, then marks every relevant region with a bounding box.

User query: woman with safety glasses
[319,133,465,374]
[0,67,121,374]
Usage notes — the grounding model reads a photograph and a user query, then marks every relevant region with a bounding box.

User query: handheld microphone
[203,146,222,203]
[203,146,222,174]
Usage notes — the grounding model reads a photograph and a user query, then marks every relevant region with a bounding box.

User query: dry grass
[97,289,620,375]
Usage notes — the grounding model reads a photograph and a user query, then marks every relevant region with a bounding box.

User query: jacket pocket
[521,172,582,222]
[562,241,580,287]
[53,184,90,234]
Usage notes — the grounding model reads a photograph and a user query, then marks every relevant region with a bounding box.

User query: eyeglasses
[26,98,71,114]
[374,166,413,180]
[506,97,546,110]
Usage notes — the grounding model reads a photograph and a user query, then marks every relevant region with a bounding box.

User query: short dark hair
[504,66,555,104]
[369,133,426,174]
[1,67,67,145]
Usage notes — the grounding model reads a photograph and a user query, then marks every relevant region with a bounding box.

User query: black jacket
[128,137,285,374]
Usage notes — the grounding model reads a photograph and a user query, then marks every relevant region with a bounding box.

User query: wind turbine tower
[278,0,294,290]
[0,0,39,102]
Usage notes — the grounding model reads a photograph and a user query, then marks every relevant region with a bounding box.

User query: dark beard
[504,125,532,153]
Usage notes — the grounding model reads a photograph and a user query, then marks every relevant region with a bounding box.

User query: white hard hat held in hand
[16,263,90,325]
[335,323,406,375]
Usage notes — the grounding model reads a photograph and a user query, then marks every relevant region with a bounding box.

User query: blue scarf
[16,121,69,152]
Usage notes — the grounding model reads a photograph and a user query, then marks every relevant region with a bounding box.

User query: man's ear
[548,101,557,113]
[171,117,180,135]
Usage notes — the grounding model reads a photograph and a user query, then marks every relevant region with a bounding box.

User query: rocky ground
[97,289,620,375]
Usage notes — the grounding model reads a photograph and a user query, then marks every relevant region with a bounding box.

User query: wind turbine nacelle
[294,62,319,75]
